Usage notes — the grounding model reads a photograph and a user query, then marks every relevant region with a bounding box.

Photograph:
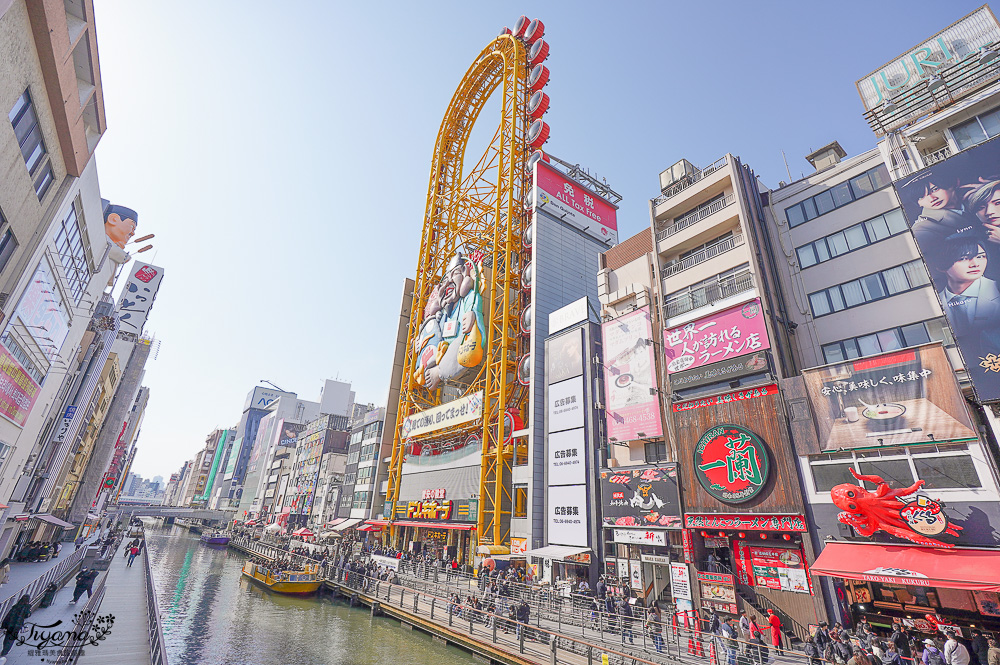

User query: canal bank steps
[229,538,809,665]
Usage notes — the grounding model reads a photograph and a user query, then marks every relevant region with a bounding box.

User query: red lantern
[760,533,768,540]
[527,120,550,148]
[529,39,550,65]
[700,531,709,538]
[525,19,545,43]
[513,15,530,37]
[718,531,726,537]
[783,534,792,541]
[528,64,550,90]
[738,532,746,539]
[528,91,549,119]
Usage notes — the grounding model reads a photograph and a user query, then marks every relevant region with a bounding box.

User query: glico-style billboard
[535,161,618,244]
[801,343,976,451]
[601,306,663,442]
[895,136,1000,401]
[663,298,770,374]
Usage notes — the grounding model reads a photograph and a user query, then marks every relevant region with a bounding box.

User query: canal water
[144,521,479,665]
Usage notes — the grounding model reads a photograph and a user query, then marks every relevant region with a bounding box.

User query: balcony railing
[656,193,736,241]
[921,145,952,167]
[661,233,744,278]
[651,155,728,207]
[664,270,754,319]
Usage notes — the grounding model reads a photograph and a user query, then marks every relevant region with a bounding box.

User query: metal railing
[662,234,745,278]
[657,193,736,241]
[54,562,108,665]
[652,156,728,207]
[0,542,89,622]
[921,145,952,166]
[664,271,754,319]
[143,529,168,665]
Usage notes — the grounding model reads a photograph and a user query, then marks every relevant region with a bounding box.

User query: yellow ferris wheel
[385,16,553,548]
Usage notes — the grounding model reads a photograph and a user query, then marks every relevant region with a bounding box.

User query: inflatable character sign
[412,253,487,391]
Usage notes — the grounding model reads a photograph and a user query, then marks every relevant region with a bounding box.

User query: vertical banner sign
[894,137,1000,401]
[115,262,165,335]
[54,405,77,443]
[0,343,41,427]
[602,307,663,442]
[670,562,692,600]
[732,540,755,586]
[682,529,694,564]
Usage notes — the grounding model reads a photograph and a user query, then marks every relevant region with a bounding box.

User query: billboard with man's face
[896,136,1000,401]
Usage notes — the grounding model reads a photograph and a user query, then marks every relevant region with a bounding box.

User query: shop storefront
[384,493,478,564]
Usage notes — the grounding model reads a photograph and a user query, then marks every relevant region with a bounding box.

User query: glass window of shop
[809,443,982,493]
[845,578,1000,632]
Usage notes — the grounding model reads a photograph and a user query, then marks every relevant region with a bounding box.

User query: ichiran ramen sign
[694,424,771,504]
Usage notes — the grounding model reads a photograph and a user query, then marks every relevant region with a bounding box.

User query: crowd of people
[802,620,1000,665]
[12,541,59,563]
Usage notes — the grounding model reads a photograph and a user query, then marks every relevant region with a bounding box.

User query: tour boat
[241,561,322,595]
[200,532,231,546]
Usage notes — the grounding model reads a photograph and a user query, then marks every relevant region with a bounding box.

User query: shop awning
[325,518,346,527]
[812,542,1000,592]
[390,520,475,530]
[477,544,510,556]
[331,518,363,531]
[357,524,382,532]
[14,514,73,528]
[525,545,591,561]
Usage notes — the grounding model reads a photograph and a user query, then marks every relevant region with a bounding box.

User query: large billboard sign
[547,484,588,546]
[13,261,69,359]
[801,343,976,450]
[602,307,663,442]
[663,299,770,374]
[535,161,618,244]
[244,387,295,412]
[0,343,41,427]
[115,262,164,336]
[598,464,682,529]
[895,136,1000,401]
[856,7,1000,134]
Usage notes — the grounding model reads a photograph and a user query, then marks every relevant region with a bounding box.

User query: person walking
[647,606,664,654]
[39,582,58,608]
[972,631,990,665]
[74,535,85,551]
[0,594,31,663]
[883,642,905,665]
[127,544,140,567]
[986,637,1000,665]
[70,567,98,604]
[924,639,946,665]
[620,599,634,646]
[945,632,971,665]
[766,609,782,652]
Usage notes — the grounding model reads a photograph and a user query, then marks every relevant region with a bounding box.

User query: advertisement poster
[664,299,771,374]
[547,328,583,384]
[749,547,809,594]
[548,376,584,433]
[510,537,527,556]
[670,351,771,392]
[895,136,1000,401]
[401,391,483,439]
[535,161,618,244]
[547,428,586,486]
[732,540,755,586]
[115,262,165,336]
[602,307,663,442]
[801,343,976,450]
[0,342,41,427]
[547,484,588,547]
[670,562,692,600]
[13,261,69,358]
[599,465,681,529]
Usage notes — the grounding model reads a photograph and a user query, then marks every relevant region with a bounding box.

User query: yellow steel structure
[385,33,532,550]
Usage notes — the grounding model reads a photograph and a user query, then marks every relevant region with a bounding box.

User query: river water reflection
[144,521,479,665]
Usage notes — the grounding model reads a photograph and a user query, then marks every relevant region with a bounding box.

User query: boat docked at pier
[241,560,322,595]
[200,532,231,546]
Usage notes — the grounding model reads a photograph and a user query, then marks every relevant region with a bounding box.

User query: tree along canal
[144,521,480,665]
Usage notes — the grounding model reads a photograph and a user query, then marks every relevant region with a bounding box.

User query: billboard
[244,387,295,412]
[548,376,584,433]
[663,299,770,374]
[115,262,164,336]
[598,464,682,529]
[13,261,70,359]
[547,484,588,547]
[535,161,618,244]
[278,422,304,447]
[547,428,586,486]
[801,343,976,450]
[0,343,41,427]
[856,7,1000,134]
[670,350,770,392]
[895,136,1000,401]
[602,307,663,442]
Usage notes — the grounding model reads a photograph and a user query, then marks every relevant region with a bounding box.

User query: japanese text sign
[694,424,771,504]
[602,307,663,442]
[664,299,770,374]
[406,499,453,520]
[535,161,618,244]
[672,384,777,413]
[548,484,588,547]
[801,343,975,451]
[599,464,682,530]
[684,513,808,532]
[401,391,483,439]
[0,342,40,427]
[115,262,164,336]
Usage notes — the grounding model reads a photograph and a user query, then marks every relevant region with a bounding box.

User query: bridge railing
[0,543,89,622]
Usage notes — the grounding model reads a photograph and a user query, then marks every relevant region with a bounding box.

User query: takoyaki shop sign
[401,390,483,438]
[599,464,682,529]
[800,343,976,451]
[694,424,771,504]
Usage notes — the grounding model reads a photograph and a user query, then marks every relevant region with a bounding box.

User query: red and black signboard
[693,424,771,504]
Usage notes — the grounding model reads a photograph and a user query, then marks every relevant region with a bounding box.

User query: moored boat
[241,561,321,595]
[200,532,231,546]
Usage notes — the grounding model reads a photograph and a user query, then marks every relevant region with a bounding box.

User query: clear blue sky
[91,1,988,477]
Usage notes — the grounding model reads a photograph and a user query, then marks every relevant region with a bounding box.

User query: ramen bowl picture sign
[694,424,771,504]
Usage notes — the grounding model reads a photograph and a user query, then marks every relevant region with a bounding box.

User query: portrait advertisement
[896,136,1000,400]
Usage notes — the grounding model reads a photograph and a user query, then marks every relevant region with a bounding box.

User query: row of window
[9,90,54,201]
[809,444,980,493]
[54,205,91,303]
[1,332,44,384]
[952,106,1000,151]
[785,164,891,228]
[808,259,930,317]
[820,317,953,365]
[664,263,753,318]
[796,209,908,269]
[353,491,370,510]
[356,466,375,484]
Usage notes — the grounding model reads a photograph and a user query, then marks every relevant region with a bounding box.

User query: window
[352,491,370,509]
[784,165,891,228]
[0,209,16,276]
[9,89,54,200]
[513,485,528,518]
[644,441,668,463]
[54,205,91,303]
[808,260,930,317]
[0,332,44,383]
[809,444,980,495]
[952,107,1000,150]
[796,209,908,268]
[821,317,952,364]
[664,263,752,318]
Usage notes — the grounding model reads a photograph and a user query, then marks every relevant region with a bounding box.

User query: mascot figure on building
[412,252,487,392]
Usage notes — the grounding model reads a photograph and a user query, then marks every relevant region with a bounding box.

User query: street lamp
[260,379,287,392]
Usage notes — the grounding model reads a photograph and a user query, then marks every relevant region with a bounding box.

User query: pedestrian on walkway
[39,582,57,608]
[986,637,1000,665]
[766,609,782,651]
[70,567,98,604]
[646,606,664,654]
[945,632,971,665]
[0,594,31,662]
[127,544,140,567]
[619,598,634,646]
[74,535,84,551]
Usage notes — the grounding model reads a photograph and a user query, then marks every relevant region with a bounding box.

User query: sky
[90,0,990,478]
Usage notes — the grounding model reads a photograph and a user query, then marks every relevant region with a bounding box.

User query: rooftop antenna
[781,150,793,183]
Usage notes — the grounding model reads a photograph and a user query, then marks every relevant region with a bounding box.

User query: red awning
[391,520,476,531]
[812,542,1000,591]
[356,524,382,532]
